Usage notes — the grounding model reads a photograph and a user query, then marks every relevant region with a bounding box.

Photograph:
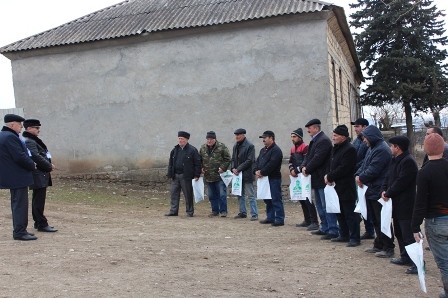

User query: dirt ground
[0,179,443,298]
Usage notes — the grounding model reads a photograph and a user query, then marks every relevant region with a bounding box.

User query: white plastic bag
[324,184,340,213]
[289,175,302,201]
[220,170,233,187]
[354,185,368,220]
[378,198,393,238]
[192,177,204,203]
[300,174,312,203]
[405,239,426,293]
[256,176,272,200]
[231,172,242,196]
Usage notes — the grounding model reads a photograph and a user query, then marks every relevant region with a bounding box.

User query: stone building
[0,0,363,184]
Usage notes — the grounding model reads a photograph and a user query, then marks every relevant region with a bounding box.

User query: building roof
[1,0,335,53]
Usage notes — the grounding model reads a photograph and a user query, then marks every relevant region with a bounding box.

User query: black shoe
[346,241,361,247]
[311,230,327,236]
[360,232,375,240]
[405,265,418,274]
[234,213,247,219]
[330,236,349,242]
[14,234,38,241]
[271,222,284,227]
[27,232,35,236]
[186,213,194,217]
[38,226,58,232]
[390,257,412,266]
[259,219,273,224]
[165,212,178,216]
[321,233,339,240]
[295,221,310,227]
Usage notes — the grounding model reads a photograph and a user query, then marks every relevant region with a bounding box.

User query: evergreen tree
[350,0,448,142]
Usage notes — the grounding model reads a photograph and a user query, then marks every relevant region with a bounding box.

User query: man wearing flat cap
[22,119,58,232]
[289,127,319,230]
[231,128,258,220]
[381,135,418,273]
[0,114,37,240]
[324,125,360,246]
[351,118,375,240]
[254,130,285,226]
[301,118,338,239]
[199,131,231,217]
[166,131,201,217]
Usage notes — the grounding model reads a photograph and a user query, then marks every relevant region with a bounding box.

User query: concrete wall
[8,12,352,182]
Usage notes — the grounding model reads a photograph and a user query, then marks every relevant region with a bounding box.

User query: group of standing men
[0,114,57,241]
[165,118,448,297]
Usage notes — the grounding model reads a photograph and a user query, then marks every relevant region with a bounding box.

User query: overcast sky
[0,0,447,109]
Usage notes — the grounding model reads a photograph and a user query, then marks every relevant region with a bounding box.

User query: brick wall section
[326,12,361,137]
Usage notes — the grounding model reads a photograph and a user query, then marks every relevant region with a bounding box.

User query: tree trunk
[404,101,414,155]
[431,108,441,127]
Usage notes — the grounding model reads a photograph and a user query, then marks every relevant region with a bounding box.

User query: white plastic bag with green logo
[300,174,312,203]
[231,172,242,196]
[220,170,233,187]
[256,176,272,200]
[289,175,302,200]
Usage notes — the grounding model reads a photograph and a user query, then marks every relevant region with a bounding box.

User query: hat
[424,133,445,156]
[333,124,349,137]
[351,118,369,126]
[4,114,25,123]
[291,128,303,139]
[389,135,410,152]
[178,131,190,139]
[23,119,41,129]
[206,131,216,139]
[305,119,321,127]
[234,128,246,135]
[259,130,275,138]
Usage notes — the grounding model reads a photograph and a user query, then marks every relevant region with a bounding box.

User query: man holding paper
[324,125,359,247]
[254,130,284,226]
[231,128,258,221]
[381,135,418,273]
[200,131,231,217]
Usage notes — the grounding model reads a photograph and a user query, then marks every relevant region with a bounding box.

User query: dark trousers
[32,187,49,229]
[393,218,415,261]
[10,187,29,238]
[263,178,285,224]
[170,174,194,215]
[337,200,361,242]
[299,199,318,225]
[367,199,395,250]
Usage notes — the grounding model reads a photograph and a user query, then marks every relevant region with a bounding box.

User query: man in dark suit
[0,114,37,240]
[301,119,338,239]
[22,119,57,232]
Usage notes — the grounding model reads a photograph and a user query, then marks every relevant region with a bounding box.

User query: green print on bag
[293,179,301,196]
[233,177,240,188]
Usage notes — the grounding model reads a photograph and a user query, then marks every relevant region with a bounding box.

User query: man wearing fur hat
[199,131,231,217]
[0,114,37,240]
[413,133,448,298]
[288,127,318,230]
[381,135,418,273]
[324,125,359,246]
[166,131,201,217]
[22,119,58,232]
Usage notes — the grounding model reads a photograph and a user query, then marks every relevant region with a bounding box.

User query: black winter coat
[254,143,283,179]
[381,151,418,220]
[23,131,53,189]
[231,138,255,183]
[167,143,201,180]
[326,139,357,201]
[301,131,332,188]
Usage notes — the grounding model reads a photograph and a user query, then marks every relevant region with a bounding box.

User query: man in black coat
[301,119,338,239]
[231,128,258,220]
[325,125,360,247]
[0,114,37,240]
[166,131,201,217]
[23,119,57,232]
[255,130,284,226]
[381,135,418,273]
